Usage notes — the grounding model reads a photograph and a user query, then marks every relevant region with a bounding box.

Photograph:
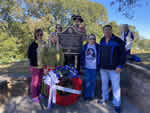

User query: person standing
[65,15,86,72]
[49,24,62,44]
[41,25,64,96]
[98,25,126,113]
[27,28,45,103]
[121,24,134,55]
[72,15,86,34]
[80,34,99,100]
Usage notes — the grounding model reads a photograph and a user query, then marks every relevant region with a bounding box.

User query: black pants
[64,54,80,72]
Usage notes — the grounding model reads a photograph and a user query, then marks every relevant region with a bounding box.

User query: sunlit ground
[0,52,150,75]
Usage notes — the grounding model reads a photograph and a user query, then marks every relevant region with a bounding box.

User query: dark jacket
[27,41,38,66]
[80,42,100,71]
[99,35,126,70]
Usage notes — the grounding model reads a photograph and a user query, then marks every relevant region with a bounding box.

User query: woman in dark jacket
[28,28,45,103]
[80,34,100,100]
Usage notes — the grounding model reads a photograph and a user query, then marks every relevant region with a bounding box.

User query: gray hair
[88,33,96,40]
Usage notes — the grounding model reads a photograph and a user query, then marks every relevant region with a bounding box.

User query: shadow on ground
[0,57,144,113]
[0,61,30,76]
[0,78,31,106]
[0,95,116,113]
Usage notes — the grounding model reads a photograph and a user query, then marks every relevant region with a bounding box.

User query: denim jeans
[100,69,121,107]
[84,69,97,98]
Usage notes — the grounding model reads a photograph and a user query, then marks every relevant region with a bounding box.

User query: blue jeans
[84,69,97,98]
[100,69,121,107]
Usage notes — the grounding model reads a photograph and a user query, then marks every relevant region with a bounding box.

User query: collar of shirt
[124,30,130,38]
[103,35,115,42]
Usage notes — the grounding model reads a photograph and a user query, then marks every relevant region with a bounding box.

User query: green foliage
[135,39,150,51]
[109,21,121,37]
[0,0,108,63]
[0,32,18,63]
[0,0,148,64]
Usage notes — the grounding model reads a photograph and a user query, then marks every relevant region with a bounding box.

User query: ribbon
[43,70,81,109]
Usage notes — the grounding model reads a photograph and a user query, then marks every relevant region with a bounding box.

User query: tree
[135,39,150,51]
[109,21,120,37]
[110,0,148,19]
[0,0,108,62]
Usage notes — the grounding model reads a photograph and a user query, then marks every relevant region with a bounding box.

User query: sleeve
[96,44,100,71]
[99,38,104,45]
[56,48,64,66]
[98,39,103,69]
[126,32,133,50]
[27,43,32,59]
[131,32,134,40]
[117,40,127,69]
[120,32,124,41]
[59,48,64,66]
[80,46,85,67]
[40,45,46,66]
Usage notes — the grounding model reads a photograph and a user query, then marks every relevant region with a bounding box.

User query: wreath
[43,65,82,106]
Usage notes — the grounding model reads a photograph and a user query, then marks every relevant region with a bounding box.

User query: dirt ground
[0,57,145,113]
[0,94,140,113]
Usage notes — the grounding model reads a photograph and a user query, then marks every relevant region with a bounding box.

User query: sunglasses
[56,27,62,29]
[89,38,95,40]
[37,33,43,36]
[103,29,112,32]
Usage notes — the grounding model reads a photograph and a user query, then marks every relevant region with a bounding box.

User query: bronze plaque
[57,26,83,54]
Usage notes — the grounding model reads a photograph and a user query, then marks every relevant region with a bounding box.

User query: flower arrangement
[54,64,80,96]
